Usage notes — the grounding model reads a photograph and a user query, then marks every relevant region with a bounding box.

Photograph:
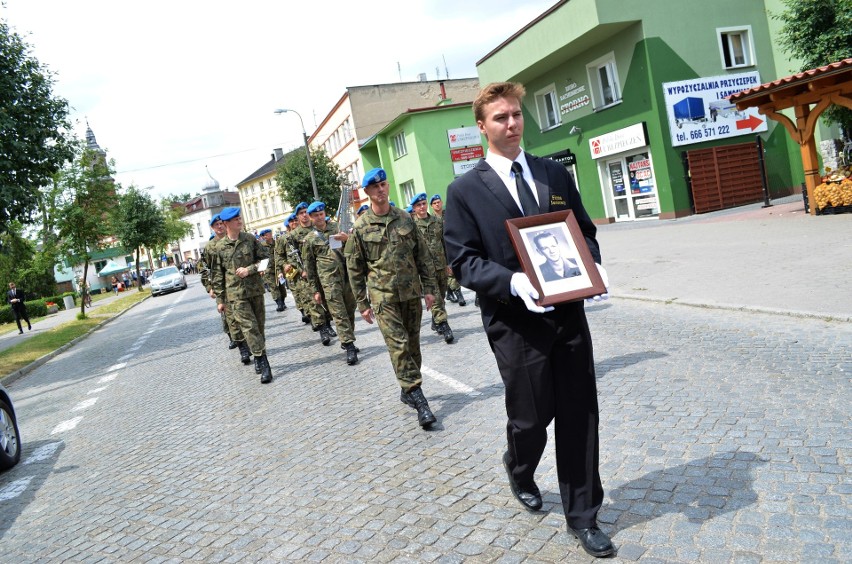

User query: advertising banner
[450,146,484,162]
[447,126,481,149]
[662,71,767,147]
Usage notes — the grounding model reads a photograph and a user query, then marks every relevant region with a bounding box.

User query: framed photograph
[505,210,606,307]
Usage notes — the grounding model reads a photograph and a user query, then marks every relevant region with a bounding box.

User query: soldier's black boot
[300,310,311,324]
[340,342,359,352]
[254,355,263,374]
[275,299,284,312]
[228,340,238,350]
[446,289,458,303]
[326,322,337,337]
[400,387,437,429]
[319,325,331,346]
[456,289,467,306]
[344,342,358,365]
[258,354,273,384]
[431,318,441,333]
[237,341,252,365]
[438,321,454,343]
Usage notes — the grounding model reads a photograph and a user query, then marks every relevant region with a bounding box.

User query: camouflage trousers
[230,294,266,356]
[429,270,449,324]
[222,303,244,342]
[447,273,461,292]
[320,274,356,344]
[292,274,311,312]
[374,298,424,392]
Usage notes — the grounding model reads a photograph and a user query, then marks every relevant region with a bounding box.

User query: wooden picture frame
[505,210,606,307]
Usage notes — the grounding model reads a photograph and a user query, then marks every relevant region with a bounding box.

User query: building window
[586,52,621,110]
[717,26,754,69]
[196,223,202,238]
[400,180,416,203]
[534,85,560,130]
[392,131,408,159]
[263,201,269,217]
[272,198,279,214]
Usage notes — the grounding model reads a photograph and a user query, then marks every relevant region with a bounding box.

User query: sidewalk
[596,195,852,322]
[0,289,132,356]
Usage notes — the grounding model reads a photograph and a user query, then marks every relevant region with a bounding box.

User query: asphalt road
[1,269,848,562]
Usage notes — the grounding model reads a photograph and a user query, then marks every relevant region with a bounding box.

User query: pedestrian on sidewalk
[6,282,32,334]
[444,82,613,558]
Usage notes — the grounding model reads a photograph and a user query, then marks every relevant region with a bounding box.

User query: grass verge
[0,289,150,379]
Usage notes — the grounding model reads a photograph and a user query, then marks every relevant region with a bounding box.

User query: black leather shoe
[567,526,614,558]
[228,340,238,350]
[400,387,436,428]
[502,452,542,512]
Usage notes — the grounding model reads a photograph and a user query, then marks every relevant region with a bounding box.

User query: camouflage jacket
[211,232,268,304]
[260,240,277,285]
[415,214,447,272]
[302,221,345,295]
[347,206,437,311]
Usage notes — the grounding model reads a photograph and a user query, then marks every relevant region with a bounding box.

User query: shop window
[534,85,561,131]
[400,180,415,203]
[392,131,408,159]
[586,52,621,110]
[718,26,754,69]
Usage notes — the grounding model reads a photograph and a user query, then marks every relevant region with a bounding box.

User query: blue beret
[287,214,297,223]
[307,201,326,214]
[362,167,387,187]
[430,194,442,204]
[295,202,309,213]
[357,204,369,215]
[209,233,215,240]
[209,214,221,226]
[405,205,413,213]
[389,201,396,207]
[410,192,427,206]
[220,207,241,221]
[259,229,271,236]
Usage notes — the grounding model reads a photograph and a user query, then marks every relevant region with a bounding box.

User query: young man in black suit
[444,82,613,558]
[7,282,32,334]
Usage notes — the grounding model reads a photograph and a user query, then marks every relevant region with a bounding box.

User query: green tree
[774,0,852,136]
[113,186,165,290]
[0,222,54,297]
[275,147,345,216]
[149,200,192,264]
[55,146,117,317]
[0,19,74,234]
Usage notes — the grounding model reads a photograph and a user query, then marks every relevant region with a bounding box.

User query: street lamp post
[274,108,319,201]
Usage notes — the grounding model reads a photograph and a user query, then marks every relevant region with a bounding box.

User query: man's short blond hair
[473,82,526,122]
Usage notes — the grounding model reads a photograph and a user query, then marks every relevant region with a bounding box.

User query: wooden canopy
[730,58,852,215]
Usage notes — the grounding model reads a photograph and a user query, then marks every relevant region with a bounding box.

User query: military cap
[259,228,271,236]
[410,192,427,206]
[307,201,326,214]
[209,213,222,226]
[220,207,241,221]
[356,204,369,216]
[430,194,442,204]
[405,205,413,213]
[287,213,297,223]
[295,202,309,213]
[362,167,387,187]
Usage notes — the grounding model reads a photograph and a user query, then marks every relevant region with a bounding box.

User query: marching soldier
[303,201,359,364]
[347,168,439,429]
[291,202,333,333]
[430,194,466,305]
[430,194,444,218]
[259,228,287,312]
[212,207,273,384]
[411,192,454,343]
[202,215,245,355]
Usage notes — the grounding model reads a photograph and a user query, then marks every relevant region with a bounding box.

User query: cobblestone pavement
[0,276,849,562]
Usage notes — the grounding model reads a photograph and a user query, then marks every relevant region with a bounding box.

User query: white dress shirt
[484,150,540,213]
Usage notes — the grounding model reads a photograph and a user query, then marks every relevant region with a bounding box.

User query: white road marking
[23,442,63,464]
[51,417,83,434]
[0,477,34,501]
[106,362,126,372]
[421,366,481,396]
[88,387,107,394]
[72,398,98,411]
[98,374,117,384]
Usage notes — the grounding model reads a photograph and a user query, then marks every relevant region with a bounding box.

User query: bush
[0,300,45,323]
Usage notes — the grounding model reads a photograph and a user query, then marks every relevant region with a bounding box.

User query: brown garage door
[687,142,764,213]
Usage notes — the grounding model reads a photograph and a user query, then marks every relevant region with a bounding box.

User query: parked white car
[0,382,21,471]
[150,266,188,297]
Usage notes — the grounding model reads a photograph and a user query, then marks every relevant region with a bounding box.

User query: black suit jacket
[7,288,27,312]
[444,152,600,327]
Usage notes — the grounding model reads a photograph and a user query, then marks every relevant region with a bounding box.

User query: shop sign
[452,160,479,176]
[590,123,648,160]
[544,149,577,168]
[450,146,484,162]
[559,82,591,115]
[447,126,481,149]
[662,71,767,147]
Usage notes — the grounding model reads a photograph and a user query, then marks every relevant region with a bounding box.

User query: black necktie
[511,161,539,216]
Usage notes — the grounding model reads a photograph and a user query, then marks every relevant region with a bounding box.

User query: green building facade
[360,102,481,208]
[475,0,820,221]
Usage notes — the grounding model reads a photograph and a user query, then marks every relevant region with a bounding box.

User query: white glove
[586,263,610,303]
[510,272,554,313]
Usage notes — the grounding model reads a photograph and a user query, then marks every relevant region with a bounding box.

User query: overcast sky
[4,0,557,201]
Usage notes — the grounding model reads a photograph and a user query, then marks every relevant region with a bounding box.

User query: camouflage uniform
[290,224,331,329]
[261,238,287,309]
[303,220,357,345]
[347,206,438,391]
[204,237,245,343]
[212,232,269,356]
[415,214,449,325]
